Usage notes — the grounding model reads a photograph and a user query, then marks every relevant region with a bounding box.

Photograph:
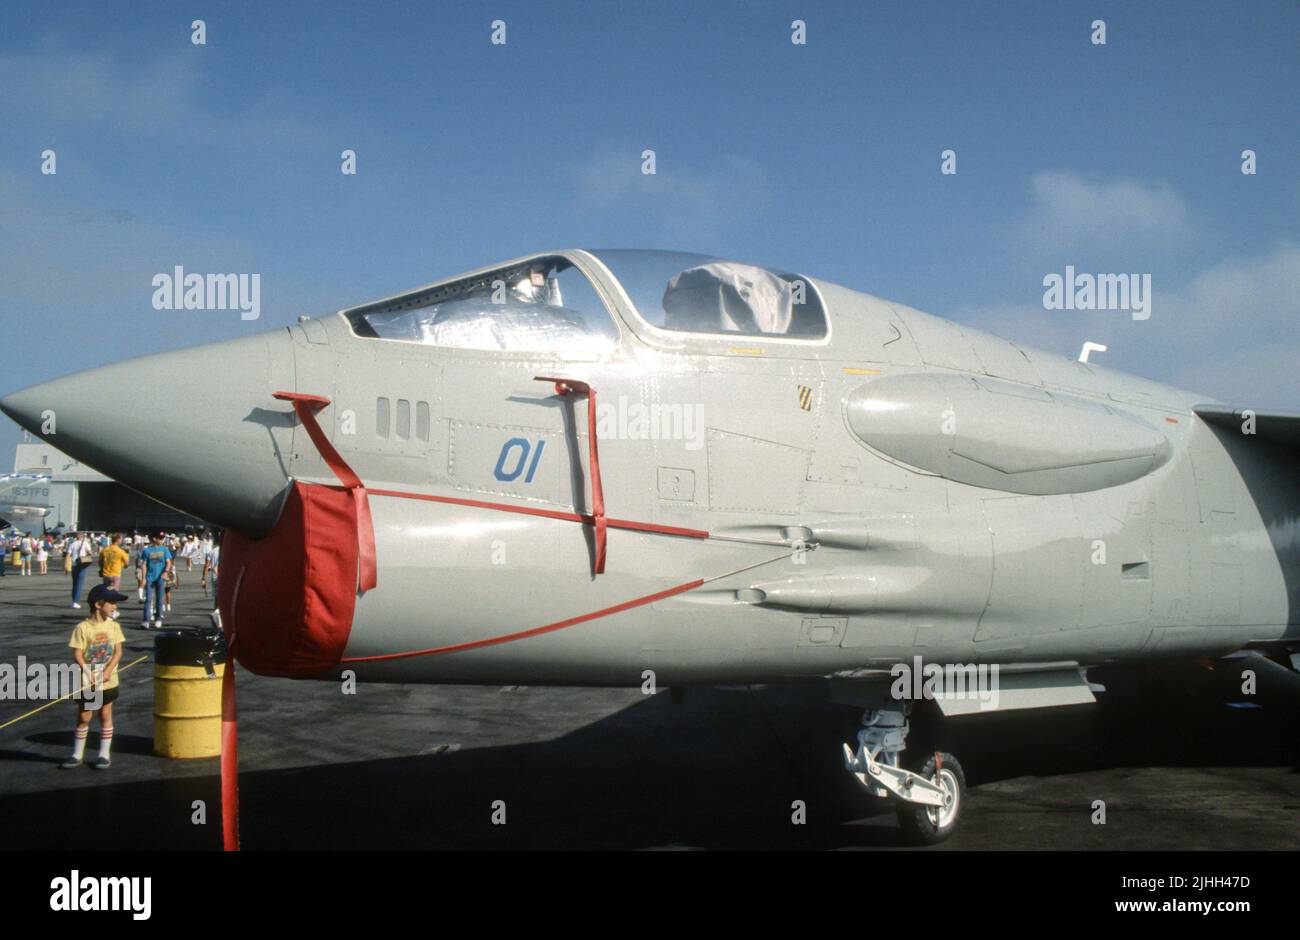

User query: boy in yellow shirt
[61,585,127,769]
[98,533,130,591]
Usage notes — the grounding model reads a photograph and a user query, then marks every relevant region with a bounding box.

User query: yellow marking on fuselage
[842,367,882,375]
[729,347,766,356]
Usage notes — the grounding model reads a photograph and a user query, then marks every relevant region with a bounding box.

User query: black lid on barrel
[153,629,227,667]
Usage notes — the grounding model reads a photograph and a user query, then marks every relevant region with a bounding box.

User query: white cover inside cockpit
[661,262,795,334]
[360,277,617,353]
[418,298,608,352]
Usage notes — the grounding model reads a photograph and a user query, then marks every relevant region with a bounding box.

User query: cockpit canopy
[592,249,827,339]
[344,249,827,353]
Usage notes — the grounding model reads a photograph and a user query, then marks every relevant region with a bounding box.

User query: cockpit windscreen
[349,257,618,354]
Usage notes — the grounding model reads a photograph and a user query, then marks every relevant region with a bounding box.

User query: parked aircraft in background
[0,473,55,528]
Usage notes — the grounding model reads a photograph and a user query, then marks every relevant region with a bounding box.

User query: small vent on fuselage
[1121,562,1150,580]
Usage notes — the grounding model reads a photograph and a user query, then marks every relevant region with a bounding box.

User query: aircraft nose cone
[0,330,298,536]
[0,391,37,432]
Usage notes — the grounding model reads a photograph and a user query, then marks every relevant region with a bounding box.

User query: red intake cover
[217,482,359,677]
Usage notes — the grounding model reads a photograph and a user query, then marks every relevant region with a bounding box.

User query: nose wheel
[842,706,967,845]
[895,752,965,844]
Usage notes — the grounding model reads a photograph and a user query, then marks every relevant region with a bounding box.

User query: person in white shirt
[201,534,221,608]
[68,532,96,608]
[19,534,34,576]
[179,535,200,581]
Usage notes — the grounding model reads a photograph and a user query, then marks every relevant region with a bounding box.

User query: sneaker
[153,620,163,629]
[70,602,81,609]
[90,756,111,770]
[59,758,83,769]
[110,610,120,619]
[140,622,151,630]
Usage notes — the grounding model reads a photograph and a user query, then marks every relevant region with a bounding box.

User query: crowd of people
[1,528,221,630]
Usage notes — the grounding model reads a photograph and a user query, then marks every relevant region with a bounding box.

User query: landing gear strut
[841,704,966,845]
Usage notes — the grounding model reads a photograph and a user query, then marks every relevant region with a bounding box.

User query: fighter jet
[0,473,55,527]
[3,248,1297,843]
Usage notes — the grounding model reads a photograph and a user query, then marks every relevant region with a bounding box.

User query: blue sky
[2,0,1297,465]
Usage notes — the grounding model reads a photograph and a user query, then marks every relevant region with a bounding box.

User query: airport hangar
[2,436,202,533]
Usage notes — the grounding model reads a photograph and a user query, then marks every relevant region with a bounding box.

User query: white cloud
[1173,241,1300,341]
[955,240,1300,409]
[568,145,771,244]
[1014,170,1191,256]
[0,44,328,149]
[1168,342,1300,412]
[1162,241,1300,408]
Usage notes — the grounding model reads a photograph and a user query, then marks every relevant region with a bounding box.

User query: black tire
[896,752,965,845]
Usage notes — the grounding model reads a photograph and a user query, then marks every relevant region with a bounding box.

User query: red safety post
[534,377,606,574]
[220,632,239,851]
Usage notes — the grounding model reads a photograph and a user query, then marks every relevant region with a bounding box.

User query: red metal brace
[535,377,606,575]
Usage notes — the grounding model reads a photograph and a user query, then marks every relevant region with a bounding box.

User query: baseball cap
[87,584,129,606]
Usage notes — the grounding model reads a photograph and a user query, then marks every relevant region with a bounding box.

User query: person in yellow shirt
[61,585,127,770]
[98,533,130,591]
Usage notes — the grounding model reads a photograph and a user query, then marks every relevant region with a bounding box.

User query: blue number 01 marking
[494,438,546,483]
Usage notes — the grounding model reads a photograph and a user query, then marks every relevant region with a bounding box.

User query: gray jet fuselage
[2,249,1296,687]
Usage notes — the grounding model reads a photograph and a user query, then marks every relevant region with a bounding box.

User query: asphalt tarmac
[1,560,1297,850]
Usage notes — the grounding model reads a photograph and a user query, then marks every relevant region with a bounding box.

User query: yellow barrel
[153,631,226,759]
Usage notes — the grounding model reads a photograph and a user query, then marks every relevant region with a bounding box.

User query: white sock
[71,726,88,760]
[98,727,113,759]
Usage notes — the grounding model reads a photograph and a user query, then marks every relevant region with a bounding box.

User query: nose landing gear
[841,706,966,845]
[895,751,965,844]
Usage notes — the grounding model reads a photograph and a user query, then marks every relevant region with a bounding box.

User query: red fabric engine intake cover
[217,482,359,677]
